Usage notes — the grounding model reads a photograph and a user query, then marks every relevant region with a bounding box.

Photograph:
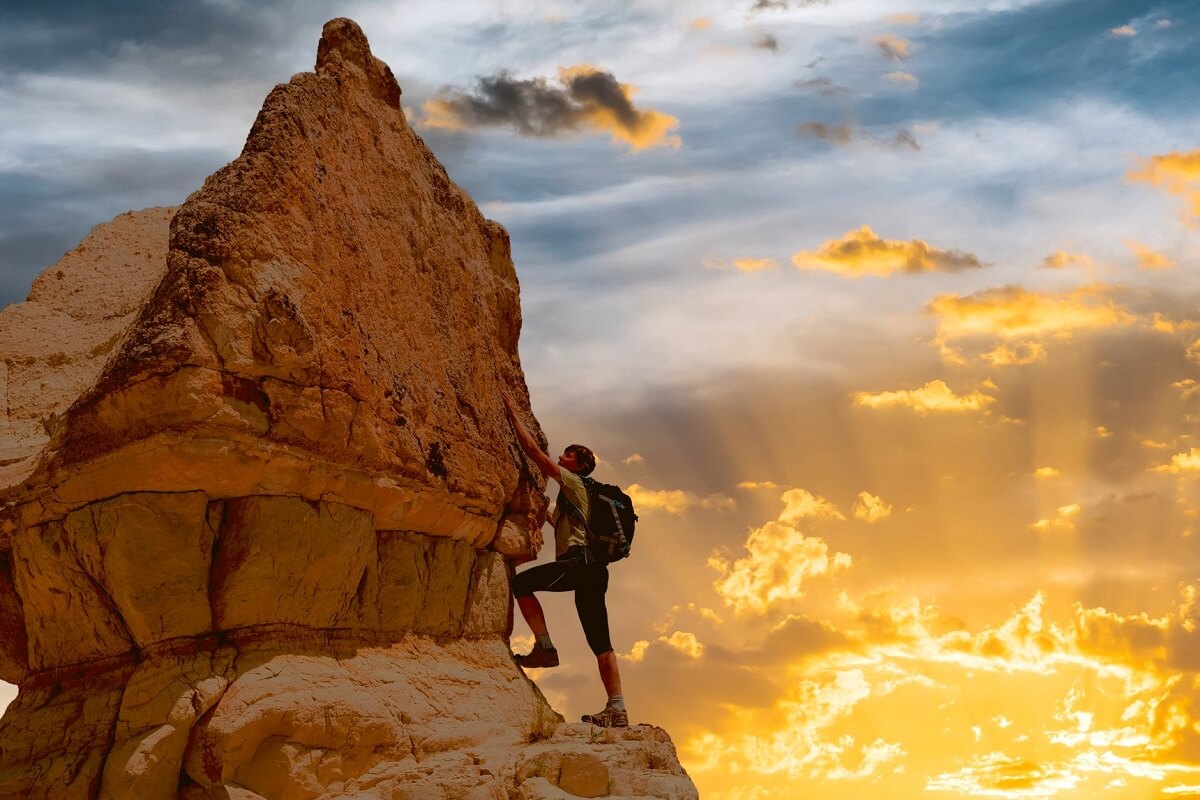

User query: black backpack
[565,477,638,564]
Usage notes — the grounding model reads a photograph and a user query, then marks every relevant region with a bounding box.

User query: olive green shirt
[552,468,589,559]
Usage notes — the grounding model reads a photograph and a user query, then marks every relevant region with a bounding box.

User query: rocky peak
[0,17,696,800]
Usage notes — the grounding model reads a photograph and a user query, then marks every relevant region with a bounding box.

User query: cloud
[1030,503,1081,533]
[1126,240,1175,270]
[626,483,737,514]
[888,13,920,24]
[1156,19,1173,29]
[779,488,845,523]
[927,284,1136,363]
[1128,149,1200,221]
[752,33,781,52]
[883,70,918,86]
[979,341,1047,366]
[793,77,849,96]
[732,257,778,272]
[628,630,705,661]
[422,66,681,152]
[750,0,828,10]
[689,17,712,30]
[853,491,892,523]
[927,752,1080,796]
[1110,25,1137,37]
[738,480,779,490]
[852,379,996,415]
[710,492,851,614]
[622,453,644,465]
[891,130,921,150]
[796,122,855,145]
[1041,250,1094,269]
[792,225,985,277]
[1034,467,1061,478]
[1151,448,1200,474]
[875,34,913,61]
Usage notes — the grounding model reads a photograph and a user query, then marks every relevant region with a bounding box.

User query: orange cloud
[1041,250,1094,269]
[875,34,913,61]
[628,630,705,661]
[738,480,779,490]
[733,257,779,272]
[792,225,985,277]
[853,491,893,522]
[1110,24,1137,36]
[1129,149,1200,221]
[979,341,1047,366]
[627,483,736,513]
[1034,467,1061,478]
[710,492,851,614]
[1030,503,1081,533]
[1151,448,1200,474]
[852,379,996,415]
[1126,240,1175,270]
[928,284,1136,363]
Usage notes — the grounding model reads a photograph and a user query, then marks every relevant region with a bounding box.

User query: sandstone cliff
[0,19,697,800]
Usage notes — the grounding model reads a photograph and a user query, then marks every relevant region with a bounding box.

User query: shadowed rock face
[0,17,697,800]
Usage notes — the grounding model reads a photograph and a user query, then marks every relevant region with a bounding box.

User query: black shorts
[512,549,612,656]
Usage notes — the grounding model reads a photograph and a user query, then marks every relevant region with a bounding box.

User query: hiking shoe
[581,707,629,728]
[514,644,559,669]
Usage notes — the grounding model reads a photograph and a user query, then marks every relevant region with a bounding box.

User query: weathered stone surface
[0,16,549,546]
[65,491,213,646]
[558,751,610,797]
[465,551,512,637]
[0,551,28,682]
[0,207,175,492]
[11,520,134,671]
[0,664,134,800]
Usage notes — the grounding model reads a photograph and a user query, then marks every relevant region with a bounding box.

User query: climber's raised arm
[502,394,561,481]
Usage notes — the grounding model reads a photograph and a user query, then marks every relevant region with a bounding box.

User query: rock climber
[501,393,628,728]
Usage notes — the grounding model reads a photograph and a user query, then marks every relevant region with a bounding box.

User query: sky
[3,0,1200,797]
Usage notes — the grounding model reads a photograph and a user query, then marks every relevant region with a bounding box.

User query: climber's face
[558,449,584,474]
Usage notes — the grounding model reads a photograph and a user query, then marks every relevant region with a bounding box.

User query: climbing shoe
[514,644,560,669]
[581,707,629,728]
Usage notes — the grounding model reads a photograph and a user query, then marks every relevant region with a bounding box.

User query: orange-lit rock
[0,16,694,800]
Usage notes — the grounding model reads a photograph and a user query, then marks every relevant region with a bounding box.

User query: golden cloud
[1152,448,1200,474]
[422,65,681,152]
[627,483,736,514]
[928,284,1136,363]
[710,492,851,614]
[852,379,996,415]
[1127,240,1176,270]
[1034,467,1061,478]
[623,453,644,465]
[1030,503,1081,534]
[738,480,779,490]
[792,225,985,277]
[980,342,1047,366]
[1129,148,1200,220]
[1041,250,1094,269]
[779,488,845,523]
[733,257,779,272]
[628,630,705,662]
[853,491,893,523]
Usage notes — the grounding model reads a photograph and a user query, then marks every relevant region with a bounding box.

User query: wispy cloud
[853,491,892,523]
[1126,240,1175,270]
[1041,250,1094,269]
[792,226,985,277]
[422,66,681,152]
[796,122,855,145]
[1129,149,1200,221]
[883,70,918,87]
[627,483,736,514]
[874,34,913,61]
[752,32,781,52]
[732,257,779,272]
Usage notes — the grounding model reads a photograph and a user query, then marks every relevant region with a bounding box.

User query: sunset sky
[4,1,1200,797]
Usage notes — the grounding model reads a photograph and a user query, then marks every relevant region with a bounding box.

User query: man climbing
[502,393,628,728]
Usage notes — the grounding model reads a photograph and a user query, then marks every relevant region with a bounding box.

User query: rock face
[0,18,696,800]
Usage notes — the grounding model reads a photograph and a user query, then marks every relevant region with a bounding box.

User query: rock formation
[0,18,697,800]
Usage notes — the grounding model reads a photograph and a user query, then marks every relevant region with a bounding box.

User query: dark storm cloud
[424,66,682,153]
